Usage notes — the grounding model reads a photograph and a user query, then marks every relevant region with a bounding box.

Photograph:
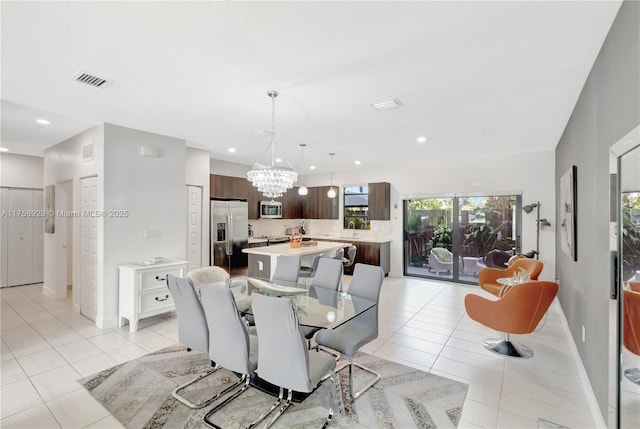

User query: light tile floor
[1,278,597,428]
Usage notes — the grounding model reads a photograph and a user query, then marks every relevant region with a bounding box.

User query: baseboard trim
[554,299,607,428]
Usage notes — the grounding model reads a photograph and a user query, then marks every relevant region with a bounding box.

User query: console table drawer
[140,268,183,291]
[140,290,174,314]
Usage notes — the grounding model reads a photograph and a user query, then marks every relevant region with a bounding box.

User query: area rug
[80,345,468,428]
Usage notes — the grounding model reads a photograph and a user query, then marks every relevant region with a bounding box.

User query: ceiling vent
[72,71,113,88]
[370,98,403,111]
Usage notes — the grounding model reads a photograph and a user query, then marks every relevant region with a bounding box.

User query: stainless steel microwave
[259,201,282,219]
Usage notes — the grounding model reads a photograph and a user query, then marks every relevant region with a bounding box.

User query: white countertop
[303,234,391,244]
[242,240,352,256]
[248,237,268,244]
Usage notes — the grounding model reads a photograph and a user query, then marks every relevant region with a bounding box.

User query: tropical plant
[463,223,494,257]
[428,225,452,250]
[407,214,422,232]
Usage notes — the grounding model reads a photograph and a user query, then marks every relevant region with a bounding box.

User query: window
[343,185,370,230]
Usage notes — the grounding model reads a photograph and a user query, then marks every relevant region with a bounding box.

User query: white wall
[44,125,104,304]
[186,147,210,268]
[102,124,186,328]
[0,153,44,188]
[212,149,556,278]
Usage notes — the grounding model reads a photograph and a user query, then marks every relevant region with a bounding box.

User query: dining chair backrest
[251,293,313,392]
[310,258,343,291]
[166,275,208,354]
[272,255,301,283]
[200,285,253,375]
[334,248,345,261]
[347,263,384,331]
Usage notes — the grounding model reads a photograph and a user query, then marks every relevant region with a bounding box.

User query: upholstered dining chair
[249,293,337,429]
[343,245,357,269]
[464,280,558,358]
[166,275,218,409]
[200,286,259,426]
[315,263,384,399]
[478,258,544,296]
[298,255,321,281]
[302,257,344,348]
[623,288,640,384]
[272,255,301,283]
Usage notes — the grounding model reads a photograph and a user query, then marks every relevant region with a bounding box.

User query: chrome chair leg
[334,357,380,399]
[203,375,251,429]
[263,389,293,429]
[172,363,220,409]
[321,373,336,429]
[247,387,284,429]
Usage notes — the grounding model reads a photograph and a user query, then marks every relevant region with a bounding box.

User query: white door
[31,190,44,283]
[80,177,98,321]
[187,185,202,272]
[7,189,34,286]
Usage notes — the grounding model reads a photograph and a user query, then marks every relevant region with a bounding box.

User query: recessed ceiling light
[251,130,273,137]
[472,183,480,186]
[417,136,427,143]
[227,148,236,153]
[0,147,8,152]
[370,98,403,111]
[275,158,282,163]
[309,165,316,170]
[35,118,50,125]
[354,160,361,165]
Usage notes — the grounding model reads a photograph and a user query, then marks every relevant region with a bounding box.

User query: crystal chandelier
[247,90,298,199]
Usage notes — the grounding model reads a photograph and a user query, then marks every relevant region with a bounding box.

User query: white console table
[118,259,187,332]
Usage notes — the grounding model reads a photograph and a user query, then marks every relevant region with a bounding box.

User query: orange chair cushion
[465,280,558,335]
[623,289,640,356]
[478,258,544,296]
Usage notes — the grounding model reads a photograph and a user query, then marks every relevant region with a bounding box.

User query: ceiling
[0,1,622,174]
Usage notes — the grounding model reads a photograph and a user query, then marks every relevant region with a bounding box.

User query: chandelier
[247,90,298,199]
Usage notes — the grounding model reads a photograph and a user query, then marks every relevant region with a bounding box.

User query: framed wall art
[560,165,577,261]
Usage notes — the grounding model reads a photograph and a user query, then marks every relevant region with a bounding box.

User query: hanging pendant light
[298,144,308,196]
[327,152,337,198]
[247,90,298,199]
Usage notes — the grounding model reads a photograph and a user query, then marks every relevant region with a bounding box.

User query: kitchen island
[243,240,351,279]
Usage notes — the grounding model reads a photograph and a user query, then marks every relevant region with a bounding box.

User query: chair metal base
[172,363,220,409]
[624,367,640,385]
[483,338,533,358]
[202,375,251,429]
[247,374,336,429]
[336,358,381,399]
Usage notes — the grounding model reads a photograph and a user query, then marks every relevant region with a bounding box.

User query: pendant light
[298,144,308,196]
[327,152,337,198]
[246,90,298,198]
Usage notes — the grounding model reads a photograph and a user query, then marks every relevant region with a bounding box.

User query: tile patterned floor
[1,278,597,428]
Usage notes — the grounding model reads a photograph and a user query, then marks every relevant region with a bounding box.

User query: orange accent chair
[623,289,640,385]
[627,281,640,293]
[464,280,558,357]
[478,258,544,296]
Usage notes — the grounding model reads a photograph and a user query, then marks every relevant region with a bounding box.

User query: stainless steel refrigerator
[211,199,248,271]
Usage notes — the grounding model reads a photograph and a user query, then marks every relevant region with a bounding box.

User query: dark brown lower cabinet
[343,241,390,276]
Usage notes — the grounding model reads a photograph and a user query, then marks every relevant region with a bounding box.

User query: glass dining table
[235,276,376,330]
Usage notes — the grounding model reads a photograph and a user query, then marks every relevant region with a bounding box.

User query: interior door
[186,185,202,272]
[80,177,98,321]
[7,189,34,286]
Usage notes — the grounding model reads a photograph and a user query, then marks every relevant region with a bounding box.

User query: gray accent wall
[555,0,639,419]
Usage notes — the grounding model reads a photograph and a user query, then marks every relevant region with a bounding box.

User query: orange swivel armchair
[478,258,544,296]
[623,288,640,384]
[464,280,558,358]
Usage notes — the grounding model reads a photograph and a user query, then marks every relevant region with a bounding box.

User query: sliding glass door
[403,195,520,284]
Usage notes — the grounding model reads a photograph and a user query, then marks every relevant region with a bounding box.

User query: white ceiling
[0,1,622,174]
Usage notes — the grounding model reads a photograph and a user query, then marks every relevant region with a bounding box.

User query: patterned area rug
[80,345,468,428]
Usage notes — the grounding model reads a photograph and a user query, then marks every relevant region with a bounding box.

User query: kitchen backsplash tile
[249,218,393,240]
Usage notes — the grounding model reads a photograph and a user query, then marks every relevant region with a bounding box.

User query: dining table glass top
[235,277,376,330]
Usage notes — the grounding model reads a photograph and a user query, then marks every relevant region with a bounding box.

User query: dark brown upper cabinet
[368,182,391,220]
